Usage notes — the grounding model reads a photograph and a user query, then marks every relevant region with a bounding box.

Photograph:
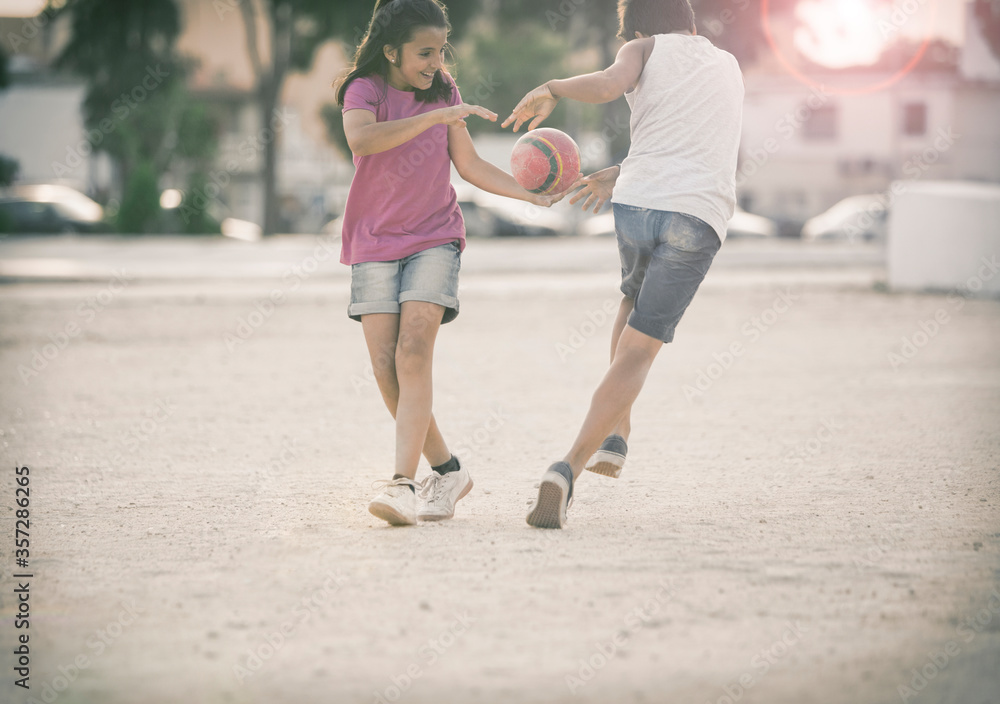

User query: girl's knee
[394,335,433,375]
[371,346,397,378]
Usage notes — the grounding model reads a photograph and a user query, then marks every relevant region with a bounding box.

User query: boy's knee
[617,330,661,364]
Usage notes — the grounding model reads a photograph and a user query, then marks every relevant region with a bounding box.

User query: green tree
[116,160,160,233]
[0,157,18,186]
[455,20,571,133]
[173,99,223,234]
[482,0,628,161]
[53,0,185,185]
[974,0,1000,62]
[54,0,223,233]
[0,44,9,89]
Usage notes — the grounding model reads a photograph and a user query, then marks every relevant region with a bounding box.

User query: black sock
[431,456,460,475]
[392,473,416,493]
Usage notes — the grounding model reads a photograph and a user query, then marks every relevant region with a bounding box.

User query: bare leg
[608,297,635,441]
[564,324,663,479]
[392,301,447,479]
[360,311,451,473]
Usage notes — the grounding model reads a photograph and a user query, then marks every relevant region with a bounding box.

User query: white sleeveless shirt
[613,34,744,241]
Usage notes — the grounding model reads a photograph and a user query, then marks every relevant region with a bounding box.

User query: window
[803,105,838,140]
[902,103,927,136]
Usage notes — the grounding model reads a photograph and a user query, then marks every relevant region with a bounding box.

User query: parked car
[454,183,567,237]
[801,194,888,242]
[0,184,107,234]
[577,205,778,238]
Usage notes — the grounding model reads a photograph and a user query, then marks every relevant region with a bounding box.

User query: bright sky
[0,0,48,17]
[793,0,966,67]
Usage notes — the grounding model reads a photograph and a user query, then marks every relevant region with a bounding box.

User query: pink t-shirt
[340,75,465,265]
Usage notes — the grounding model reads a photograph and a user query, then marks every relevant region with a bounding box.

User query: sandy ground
[0,237,998,704]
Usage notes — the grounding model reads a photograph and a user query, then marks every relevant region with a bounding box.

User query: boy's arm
[447,124,564,207]
[502,38,651,132]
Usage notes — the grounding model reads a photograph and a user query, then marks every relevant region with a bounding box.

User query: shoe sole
[418,478,474,522]
[585,450,625,478]
[368,500,416,526]
[526,472,569,529]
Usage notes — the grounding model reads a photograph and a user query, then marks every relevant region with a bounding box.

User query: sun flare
[793,0,888,68]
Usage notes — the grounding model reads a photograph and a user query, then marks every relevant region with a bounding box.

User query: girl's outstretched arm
[344,103,498,157]
[447,124,563,207]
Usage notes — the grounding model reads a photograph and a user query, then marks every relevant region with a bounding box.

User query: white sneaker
[368,477,418,526]
[526,461,574,529]
[584,434,628,478]
[417,463,473,521]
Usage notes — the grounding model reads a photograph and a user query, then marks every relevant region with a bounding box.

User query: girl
[336,0,560,526]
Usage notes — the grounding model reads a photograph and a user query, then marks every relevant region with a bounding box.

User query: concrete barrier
[888,181,1000,295]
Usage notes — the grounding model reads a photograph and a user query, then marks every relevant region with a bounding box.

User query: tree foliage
[54,0,185,175]
[0,44,9,90]
[54,0,222,233]
[116,160,160,234]
[0,156,19,187]
[974,0,1000,62]
[455,20,572,133]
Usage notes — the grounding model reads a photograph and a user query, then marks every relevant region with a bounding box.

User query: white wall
[739,72,980,223]
[888,180,1000,294]
[0,83,110,193]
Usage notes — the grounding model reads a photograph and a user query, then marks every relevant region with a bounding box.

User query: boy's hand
[568,165,620,213]
[501,84,559,132]
[439,103,498,128]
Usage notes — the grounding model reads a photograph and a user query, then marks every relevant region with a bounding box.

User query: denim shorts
[349,241,461,323]
[614,204,721,343]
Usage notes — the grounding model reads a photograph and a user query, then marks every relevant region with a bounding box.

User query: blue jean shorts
[614,204,721,343]
[349,241,461,323]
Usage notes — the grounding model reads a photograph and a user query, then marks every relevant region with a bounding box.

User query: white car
[454,182,569,237]
[801,194,888,242]
[577,205,777,239]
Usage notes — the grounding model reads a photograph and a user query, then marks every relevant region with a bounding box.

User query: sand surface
[0,238,998,704]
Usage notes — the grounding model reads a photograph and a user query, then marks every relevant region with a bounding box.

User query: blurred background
[0,0,996,245]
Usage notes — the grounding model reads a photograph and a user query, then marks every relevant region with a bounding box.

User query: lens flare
[794,0,887,68]
[761,0,940,96]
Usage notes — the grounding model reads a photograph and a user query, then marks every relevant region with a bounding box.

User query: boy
[501,0,744,528]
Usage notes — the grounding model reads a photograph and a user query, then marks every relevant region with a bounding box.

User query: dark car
[0,185,108,234]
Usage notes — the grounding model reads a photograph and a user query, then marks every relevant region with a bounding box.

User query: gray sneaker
[368,477,418,526]
[584,434,627,478]
[526,461,574,529]
[417,462,474,521]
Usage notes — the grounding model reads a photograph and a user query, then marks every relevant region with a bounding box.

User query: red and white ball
[510,128,581,196]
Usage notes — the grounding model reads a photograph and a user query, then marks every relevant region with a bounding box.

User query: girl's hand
[529,189,572,208]
[438,103,498,128]
[568,165,621,213]
[501,84,559,132]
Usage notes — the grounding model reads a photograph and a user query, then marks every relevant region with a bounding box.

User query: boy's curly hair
[617,0,696,40]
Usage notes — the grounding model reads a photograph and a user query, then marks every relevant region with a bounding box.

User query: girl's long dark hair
[335,0,454,107]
